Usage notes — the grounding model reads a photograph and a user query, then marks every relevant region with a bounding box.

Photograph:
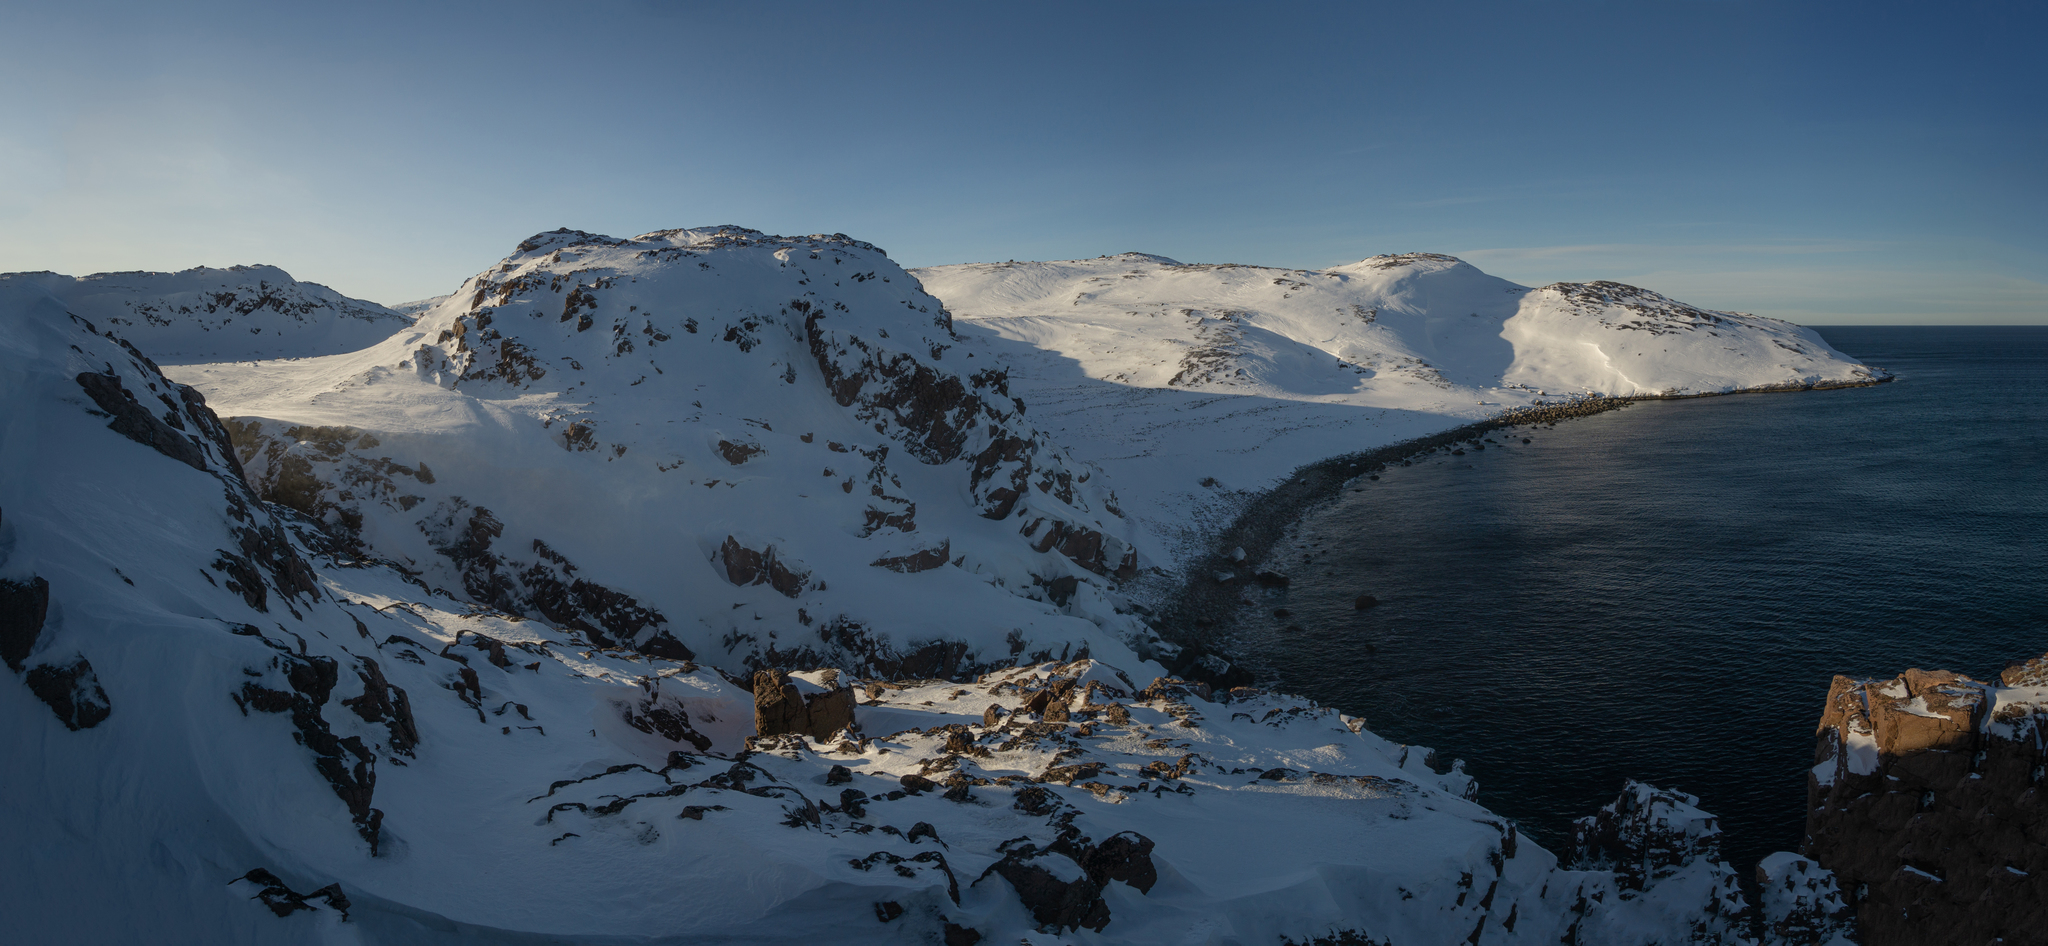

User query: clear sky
[3,1,2042,323]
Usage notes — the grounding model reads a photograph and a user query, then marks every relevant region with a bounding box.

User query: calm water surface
[1232,326,2048,873]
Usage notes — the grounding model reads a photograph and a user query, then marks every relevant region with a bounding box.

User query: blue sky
[2,1,2042,323]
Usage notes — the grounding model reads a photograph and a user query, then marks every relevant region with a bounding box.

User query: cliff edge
[1804,654,2048,945]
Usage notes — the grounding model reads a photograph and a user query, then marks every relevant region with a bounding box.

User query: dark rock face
[719,536,810,599]
[0,575,51,671]
[232,868,351,920]
[416,504,669,649]
[229,422,667,651]
[871,540,950,574]
[620,679,715,753]
[803,303,980,466]
[340,656,418,756]
[3,574,112,730]
[1802,658,2048,946]
[991,852,1110,933]
[73,370,209,471]
[803,303,1138,584]
[234,652,383,853]
[981,830,1158,933]
[751,668,857,740]
[24,655,112,730]
[1076,831,1158,894]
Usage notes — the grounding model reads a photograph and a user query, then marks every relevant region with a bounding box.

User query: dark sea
[1231,326,2048,874]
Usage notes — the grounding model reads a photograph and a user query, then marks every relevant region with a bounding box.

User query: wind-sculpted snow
[171,227,1151,679]
[913,253,1889,569]
[0,265,411,363]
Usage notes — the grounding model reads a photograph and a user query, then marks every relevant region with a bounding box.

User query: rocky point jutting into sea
[7,226,2018,945]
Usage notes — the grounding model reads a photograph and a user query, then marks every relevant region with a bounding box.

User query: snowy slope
[168,228,1157,679]
[0,265,411,363]
[913,253,1890,567]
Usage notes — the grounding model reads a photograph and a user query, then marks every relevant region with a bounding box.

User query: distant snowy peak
[389,294,448,317]
[0,264,410,363]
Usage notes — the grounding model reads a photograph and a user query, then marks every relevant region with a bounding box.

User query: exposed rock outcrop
[1802,656,2048,946]
[234,651,384,853]
[1567,780,1756,944]
[752,668,857,740]
[0,575,51,672]
[1755,853,1855,946]
[24,655,112,731]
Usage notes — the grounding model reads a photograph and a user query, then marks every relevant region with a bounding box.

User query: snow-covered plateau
[1,228,1888,944]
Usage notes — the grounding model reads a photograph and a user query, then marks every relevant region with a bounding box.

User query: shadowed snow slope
[168,228,1156,680]
[0,265,411,363]
[914,252,1889,567]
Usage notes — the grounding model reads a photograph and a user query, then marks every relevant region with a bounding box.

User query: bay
[1229,326,2048,873]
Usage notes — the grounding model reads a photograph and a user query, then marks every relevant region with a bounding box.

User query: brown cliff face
[1803,654,2048,946]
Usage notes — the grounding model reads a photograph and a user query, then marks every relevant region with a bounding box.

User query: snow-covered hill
[0,265,411,363]
[168,228,1157,680]
[913,253,1889,565]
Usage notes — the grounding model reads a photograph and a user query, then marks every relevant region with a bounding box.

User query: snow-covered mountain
[168,228,1157,680]
[0,265,411,363]
[914,253,1889,564]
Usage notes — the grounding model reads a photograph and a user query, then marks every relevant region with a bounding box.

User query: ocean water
[1230,326,2048,874]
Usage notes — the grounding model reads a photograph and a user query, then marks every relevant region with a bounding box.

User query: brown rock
[1803,657,2048,946]
[718,537,810,598]
[751,669,858,740]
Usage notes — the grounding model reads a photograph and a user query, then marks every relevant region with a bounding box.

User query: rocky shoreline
[1151,394,1635,682]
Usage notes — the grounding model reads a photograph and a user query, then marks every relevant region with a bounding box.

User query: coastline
[1148,375,1895,683]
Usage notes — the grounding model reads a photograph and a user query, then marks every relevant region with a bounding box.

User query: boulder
[751,669,858,740]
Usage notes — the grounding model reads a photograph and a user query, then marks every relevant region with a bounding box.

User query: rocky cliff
[1803,654,2048,945]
